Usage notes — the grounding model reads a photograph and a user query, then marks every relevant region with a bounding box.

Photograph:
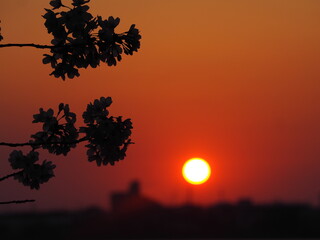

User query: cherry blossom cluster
[80,97,133,166]
[30,103,78,156]
[9,151,55,190]
[6,97,133,189]
[42,0,141,79]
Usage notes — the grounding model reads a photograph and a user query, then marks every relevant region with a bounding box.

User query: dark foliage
[80,97,133,166]
[42,0,141,80]
[30,103,78,156]
[6,97,133,189]
[0,0,138,202]
[9,151,55,190]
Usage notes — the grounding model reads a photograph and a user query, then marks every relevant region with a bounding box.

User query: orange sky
[1,0,320,211]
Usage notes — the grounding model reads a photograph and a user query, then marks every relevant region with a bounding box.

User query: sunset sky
[1,0,320,211]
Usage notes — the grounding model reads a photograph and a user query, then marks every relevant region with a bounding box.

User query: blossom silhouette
[9,150,39,170]
[41,0,141,79]
[9,150,56,190]
[80,97,133,166]
[49,0,63,9]
[14,160,56,190]
[82,97,112,124]
[30,103,78,156]
[3,97,131,190]
[0,0,140,204]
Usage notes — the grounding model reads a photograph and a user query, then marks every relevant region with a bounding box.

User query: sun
[182,158,211,185]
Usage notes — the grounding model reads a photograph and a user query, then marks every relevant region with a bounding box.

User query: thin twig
[0,142,33,147]
[0,43,53,49]
[0,171,22,182]
[0,137,88,148]
[0,199,35,204]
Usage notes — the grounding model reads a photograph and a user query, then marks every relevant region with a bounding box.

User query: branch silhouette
[0,0,139,204]
[0,0,141,80]
[0,43,53,49]
[0,137,87,147]
[0,171,22,182]
[0,200,35,205]
[1,97,133,195]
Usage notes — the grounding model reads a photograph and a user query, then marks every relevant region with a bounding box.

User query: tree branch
[0,43,53,49]
[0,142,33,147]
[0,137,88,148]
[0,171,22,182]
[0,199,35,204]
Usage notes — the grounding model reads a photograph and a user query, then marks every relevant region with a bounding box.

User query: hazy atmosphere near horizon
[1,0,320,212]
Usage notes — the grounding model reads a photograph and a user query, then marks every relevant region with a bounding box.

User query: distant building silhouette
[1,182,320,239]
[110,180,161,214]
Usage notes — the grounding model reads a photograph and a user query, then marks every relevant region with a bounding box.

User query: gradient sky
[1,0,320,212]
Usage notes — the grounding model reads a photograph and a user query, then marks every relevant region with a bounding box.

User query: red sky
[1,0,320,211]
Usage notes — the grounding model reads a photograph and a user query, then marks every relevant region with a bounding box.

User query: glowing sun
[182,158,211,185]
